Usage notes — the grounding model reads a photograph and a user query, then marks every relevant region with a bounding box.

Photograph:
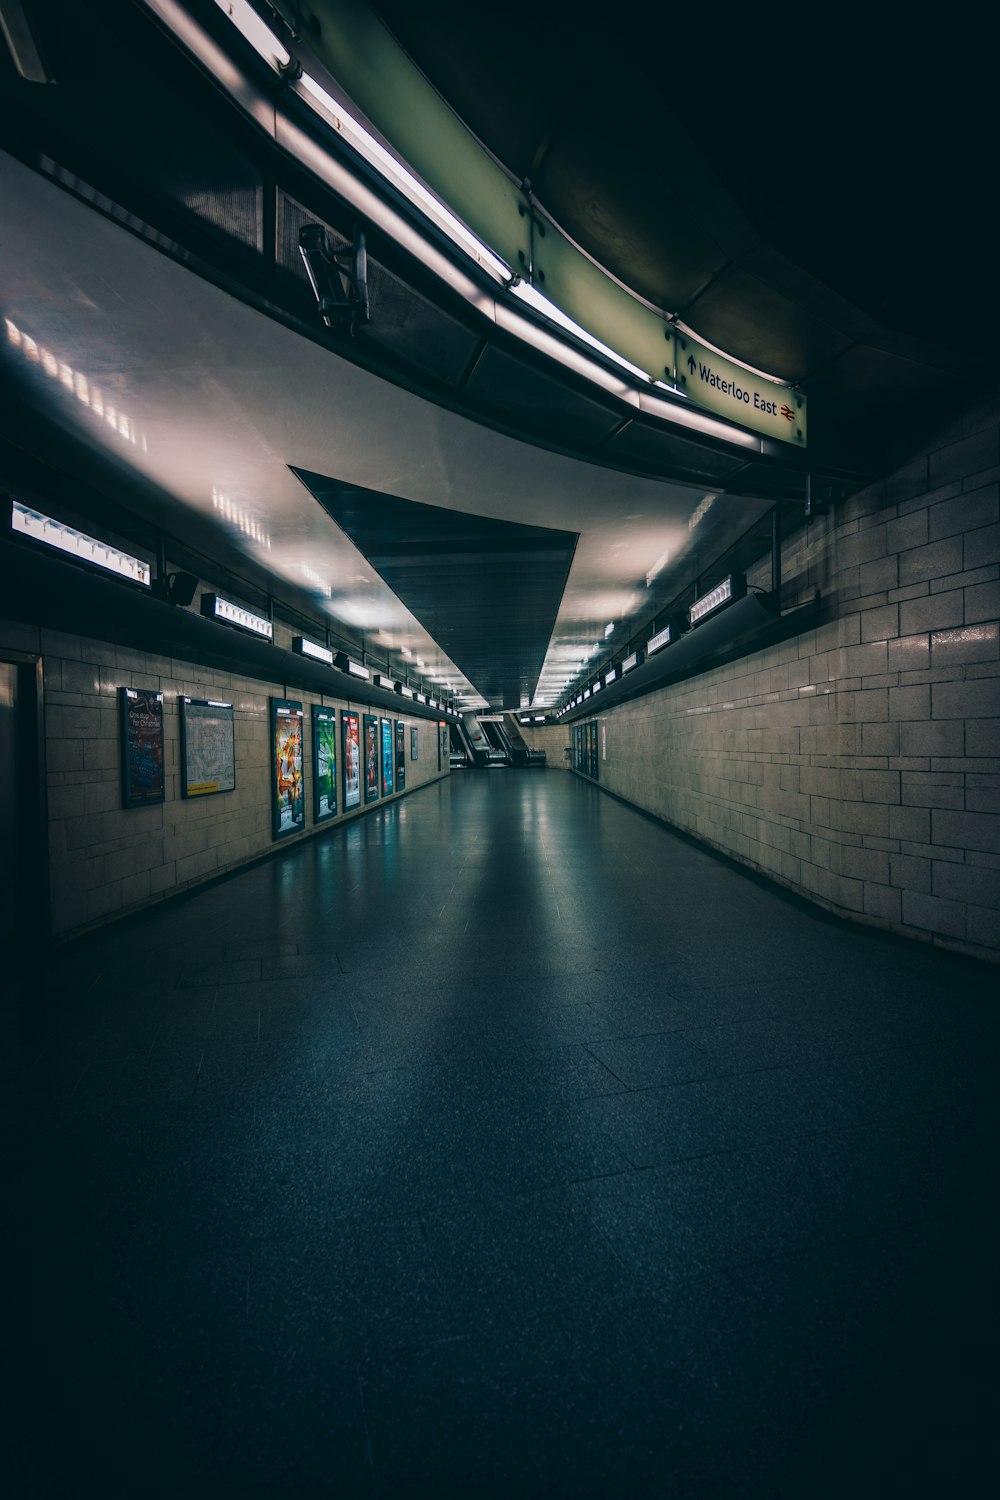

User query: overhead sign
[675,333,806,447]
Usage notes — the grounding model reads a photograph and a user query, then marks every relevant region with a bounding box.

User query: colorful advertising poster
[589,720,599,781]
[380,716,394,796]
[180,696,236,797]
[410,725,419,761]
[120,687,165,808]
[395,720,406,791]
[271,699,304,839]
[364,714,379,802]
[313,705,337,822]
[343,710,361,810]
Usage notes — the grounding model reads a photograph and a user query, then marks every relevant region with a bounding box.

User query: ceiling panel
[466,346,624,445]
[294,468,578,705]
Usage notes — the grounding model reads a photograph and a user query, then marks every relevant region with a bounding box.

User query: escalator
[449,720,487,769]
[503,714,546,768]
[469,715,507,767]
[480,719,513,765]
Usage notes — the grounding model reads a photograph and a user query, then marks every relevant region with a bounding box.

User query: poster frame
[363,713,380,803]
[410,725,419,761]
[312,704,338,823]
[380,715,394,796]
[270,698,305,840]
[342,709,361,810]
[395,719,406,792]
[119,686,165,809]
[179,695,236,798]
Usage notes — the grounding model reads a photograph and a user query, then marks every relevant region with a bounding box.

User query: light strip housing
[689,574,746,626]
[202,592,273,639]
[292,635,334,665]
[605,667,618,685]
[334,651,370,680]
[647,625,673,655]
[397,683,414,698]
[11,499,151,585]
[621,651,640,674]
[375,673,396,692]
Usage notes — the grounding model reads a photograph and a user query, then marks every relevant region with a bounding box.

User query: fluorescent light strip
[605,668,617,684]
[398,684,414,698]
[211,0,289,70]
[647,625,673,654]
[293,635,334,665]
[297,73,510,285]
[11,500,151,585]
[690,575,737,624]
[510,283,650,383]
[621,652,638,674]
[203,592,273,638]
[375,674,396,692]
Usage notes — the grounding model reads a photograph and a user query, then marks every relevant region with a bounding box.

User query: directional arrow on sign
[687,355,696,375]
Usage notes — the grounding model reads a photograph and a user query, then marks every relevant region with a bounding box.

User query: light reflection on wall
[4,316,147,452]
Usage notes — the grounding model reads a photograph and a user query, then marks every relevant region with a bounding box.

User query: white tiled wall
[580,406,1000,961]
[1,624,448,941]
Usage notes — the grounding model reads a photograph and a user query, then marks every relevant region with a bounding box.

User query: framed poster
[380,716,394,796]
[271,699,304,839]
[589,720,599,781]
[438,722,444,771]
[363,714,379,803]
[395,720,406,791]
[180,696,235,798]
[312,705,337,822]
[342,710,361,810]
[410,725,418,761]
[120,687,164,808]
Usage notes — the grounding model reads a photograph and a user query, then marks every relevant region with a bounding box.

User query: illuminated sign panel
[675,333,806,447]
[12,500,151,585]
[202,593,273,639]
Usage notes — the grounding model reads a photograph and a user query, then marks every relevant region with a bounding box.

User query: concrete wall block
[901,889,966,939]
[899,591,965,635]
[967,904,1000,949]
[861,722,899,756]
[966,774,1000,813]
[964,521,1000,572]
[932,679,1000,720]
[901,772,964,809]
[889,805,931,842]
[931,622,1000,667]
[966,720,1000,758]
[857,555,900,595]
[964,579,1000,623]
[843,641,890,678]
[885,510,928,553]
[839,801,890,836]
[932,808,1000,854]
[930,483,998,542]
[859,605,899,644]
[864,882,902,921]
[928,426,999,488]
[931,564,999,595]
[932,860,1000,909]
[886,634,931,673]
[890,853,931,893]
[899,720,964,757]
[888,684,930,721]
[898,537,965,587]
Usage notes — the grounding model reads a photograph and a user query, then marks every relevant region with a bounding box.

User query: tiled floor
[6,772,998,1497]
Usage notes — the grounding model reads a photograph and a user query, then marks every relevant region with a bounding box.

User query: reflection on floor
[7,773,999,1497]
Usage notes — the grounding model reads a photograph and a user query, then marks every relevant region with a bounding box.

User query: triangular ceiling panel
[293,468,578,705]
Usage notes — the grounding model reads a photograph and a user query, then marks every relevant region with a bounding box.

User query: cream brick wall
[578,405,1000,962]
[1,624,449,942]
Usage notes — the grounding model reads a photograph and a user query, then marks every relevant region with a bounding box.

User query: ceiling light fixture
[689,573,746,626]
